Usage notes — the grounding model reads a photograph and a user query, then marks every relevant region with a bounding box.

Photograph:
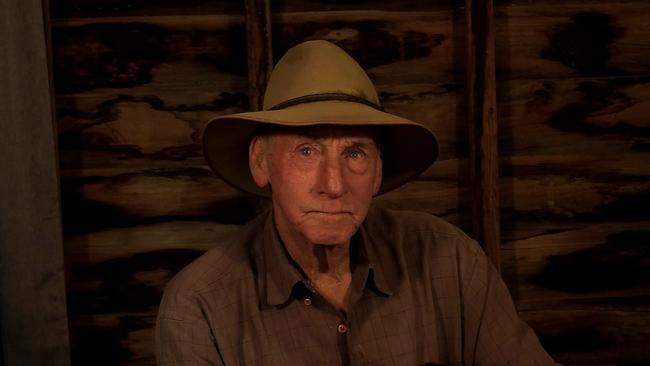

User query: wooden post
[244,0,273,111]
[465,0,501,270]
[0,0,71,364]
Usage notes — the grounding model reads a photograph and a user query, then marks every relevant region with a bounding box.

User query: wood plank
[49,4,650,365]
[55,81,461,170]
[498,76,650,155]
[50,0,244,19]
[64,222,241,312]
[466,0,501,268]
[51,15,250,94]
[59,172,255,235]
[501,221,650,307]
[49,3,650,90]
[245,0,272,111]
[68,312,156,366]
[64,221,241,365]
[495,2,650,79]
[49,0,454,19]
[64,221,241,266]
[0,0,71,364]
[49,10,460,92]
[49,0,646,19]
[522,309,650,365]
[495,73,650,314]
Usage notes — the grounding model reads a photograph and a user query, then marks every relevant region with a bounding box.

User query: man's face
[250,126,382,246]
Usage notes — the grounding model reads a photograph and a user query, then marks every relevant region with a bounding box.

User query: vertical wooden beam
[0,0,71,364]
[244,0,273,111]
[465,0,501,270]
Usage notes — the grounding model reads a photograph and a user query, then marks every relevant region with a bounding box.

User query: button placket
[351,344,365,362]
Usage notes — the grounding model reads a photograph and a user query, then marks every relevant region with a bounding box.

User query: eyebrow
[297,136,376,149]
[294,130,375,141]
[344,141,374,149]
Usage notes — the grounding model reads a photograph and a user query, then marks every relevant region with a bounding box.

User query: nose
[317,154,346,198]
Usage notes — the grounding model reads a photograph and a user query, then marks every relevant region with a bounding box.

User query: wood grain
[49,0,453,19]
[50,2,650,365]
[245,0,273,110]
[49,3,650,86]
[466,0,501,269]
[522,308,650,365]
[495,3,650,79]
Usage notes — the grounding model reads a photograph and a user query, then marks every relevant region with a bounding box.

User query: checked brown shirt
[156,206,556,365]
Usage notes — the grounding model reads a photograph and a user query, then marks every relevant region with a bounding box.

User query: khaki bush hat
[202,40,439,197]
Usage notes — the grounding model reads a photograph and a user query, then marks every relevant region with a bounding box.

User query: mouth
[304,210,352,216]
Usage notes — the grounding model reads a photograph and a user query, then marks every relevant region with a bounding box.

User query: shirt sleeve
[457,237,559,366]
[155,286,224,366]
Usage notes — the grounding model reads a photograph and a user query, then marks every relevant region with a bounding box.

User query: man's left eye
[299,147,313,156]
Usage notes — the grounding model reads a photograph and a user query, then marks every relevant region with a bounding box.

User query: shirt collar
[254,208,396,307]
[257,211,304,306]
[358,219,395,296]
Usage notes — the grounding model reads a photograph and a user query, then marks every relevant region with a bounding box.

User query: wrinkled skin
[249,126,383,249]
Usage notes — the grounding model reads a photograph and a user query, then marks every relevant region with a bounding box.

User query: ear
[372,156,383,195]
[249,136,270,188]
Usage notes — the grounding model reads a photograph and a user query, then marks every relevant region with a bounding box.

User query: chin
[302,223,358,245]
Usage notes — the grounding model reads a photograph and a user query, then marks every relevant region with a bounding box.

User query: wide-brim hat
[203,40,439,197]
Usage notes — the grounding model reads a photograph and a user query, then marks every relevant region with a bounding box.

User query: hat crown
[262,40,380,110]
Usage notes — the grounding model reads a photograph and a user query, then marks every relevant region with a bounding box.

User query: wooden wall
[50,0,650,364]
[495,3,650,363]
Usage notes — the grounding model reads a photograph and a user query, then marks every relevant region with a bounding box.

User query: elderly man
[156,40,556,365]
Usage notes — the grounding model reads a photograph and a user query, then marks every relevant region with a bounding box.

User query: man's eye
[299,147,313,157]
[347,149,365,160]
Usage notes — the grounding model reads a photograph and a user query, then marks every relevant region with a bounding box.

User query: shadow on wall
[67,248,203,365]
[533,230,650,293]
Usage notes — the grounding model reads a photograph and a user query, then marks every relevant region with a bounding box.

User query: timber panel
[52,9,466,364]
[495,3,650,365]
[50,1,650,364]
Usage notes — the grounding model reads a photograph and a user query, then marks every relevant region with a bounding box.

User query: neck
[286,239,353,312]
[273,213,353,311]
[291,241,351,281]
[276,223,352,281]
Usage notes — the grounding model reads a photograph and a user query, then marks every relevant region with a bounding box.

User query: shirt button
[337,323,348,334]
[303,298,312,306]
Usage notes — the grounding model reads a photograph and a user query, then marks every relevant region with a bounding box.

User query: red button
[337,323,348,334]
[303,298,312,306]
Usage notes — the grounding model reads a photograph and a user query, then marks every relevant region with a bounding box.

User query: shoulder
[365,205,471,240]
[364,205,483,258]
[157,215,265,320]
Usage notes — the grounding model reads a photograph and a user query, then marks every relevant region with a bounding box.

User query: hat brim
[202,100,439,197]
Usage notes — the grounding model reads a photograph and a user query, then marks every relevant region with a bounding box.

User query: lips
[306,211,351,215]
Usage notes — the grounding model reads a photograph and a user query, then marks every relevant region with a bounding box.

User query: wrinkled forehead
[255,124,382,144]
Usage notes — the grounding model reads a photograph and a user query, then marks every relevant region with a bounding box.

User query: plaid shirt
[156,206,556,365]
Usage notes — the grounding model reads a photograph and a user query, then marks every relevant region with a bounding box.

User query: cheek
[278,171,312,191]
[348,169,380,195]
[268,166,314,204]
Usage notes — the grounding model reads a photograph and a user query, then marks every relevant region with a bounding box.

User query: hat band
[267,93,384,112]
